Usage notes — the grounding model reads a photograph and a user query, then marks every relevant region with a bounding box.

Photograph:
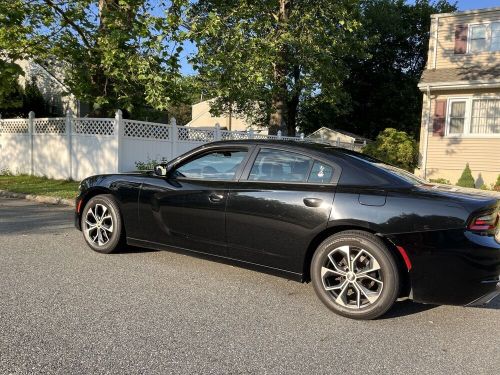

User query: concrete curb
[0,189,74,207]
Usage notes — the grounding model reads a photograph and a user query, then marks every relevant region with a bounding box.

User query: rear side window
[308,161,333,183]
[249,148,313,182]
[248,148,335,183]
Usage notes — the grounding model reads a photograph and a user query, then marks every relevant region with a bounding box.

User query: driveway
[0,197,499,374]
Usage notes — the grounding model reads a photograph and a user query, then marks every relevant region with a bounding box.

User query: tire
[81,194,125,254]
[311,230,400,320]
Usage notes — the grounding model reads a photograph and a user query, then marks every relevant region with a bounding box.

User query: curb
[0,189,74,207]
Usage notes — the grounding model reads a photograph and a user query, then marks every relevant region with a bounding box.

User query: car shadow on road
[379,300,437,319]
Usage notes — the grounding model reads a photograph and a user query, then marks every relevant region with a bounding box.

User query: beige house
[186,99,268,134]
[306,127,369,151]
[17,59,83,116]
[417,7,500,187]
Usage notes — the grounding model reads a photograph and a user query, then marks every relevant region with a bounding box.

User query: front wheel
[311,230,400,320]
[81,194,124,254]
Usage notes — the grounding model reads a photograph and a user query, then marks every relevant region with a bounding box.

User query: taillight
[468,212,499,231]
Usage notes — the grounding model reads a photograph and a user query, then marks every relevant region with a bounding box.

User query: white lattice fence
[0,119,29,134]
[1,110,321,180]
[34,118,66,134]
[73,118,115,136]
[124,119,171,140]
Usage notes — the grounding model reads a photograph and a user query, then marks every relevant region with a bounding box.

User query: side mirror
[154,163,169,177]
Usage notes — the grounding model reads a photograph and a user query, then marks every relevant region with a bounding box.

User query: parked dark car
[75,140,500,319]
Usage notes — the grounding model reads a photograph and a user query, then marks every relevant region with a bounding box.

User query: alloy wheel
[321,245,384,309]
[84,203,114,246]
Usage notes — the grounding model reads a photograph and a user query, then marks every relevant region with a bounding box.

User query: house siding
[418,88,500,186]
[428,9,500,70]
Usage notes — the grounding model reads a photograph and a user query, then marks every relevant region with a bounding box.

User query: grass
[0,174,80,200]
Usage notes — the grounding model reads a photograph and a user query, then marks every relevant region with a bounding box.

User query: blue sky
[442,0,499,10]
[180,0,500,74]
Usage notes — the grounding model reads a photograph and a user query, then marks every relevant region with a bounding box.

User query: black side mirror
[154,163,169,177]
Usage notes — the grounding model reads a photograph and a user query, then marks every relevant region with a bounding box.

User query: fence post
[351,139,355,150]
[214,123,221,141]
[28,111,35,176]
[66,109,73,180]
[170,117,178,160]
[115,109,123,173]
[277,130,282,139]
[248,128,254,139]
[300,132,304,140]
[336,137,340,147]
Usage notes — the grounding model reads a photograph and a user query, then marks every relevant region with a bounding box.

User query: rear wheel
[81,194,124,254]
[311,230,400,320]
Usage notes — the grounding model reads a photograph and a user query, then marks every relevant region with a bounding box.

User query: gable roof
[307,127,369,143]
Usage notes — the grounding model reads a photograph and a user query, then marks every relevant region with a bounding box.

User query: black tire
[311,230,400,320]
[81,194,125,254]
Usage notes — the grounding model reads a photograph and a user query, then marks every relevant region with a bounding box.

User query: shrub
[135,156,168,171]
[429,178,451,185]
[362,128,418,171]
[456,164,475,188]
[493,175,500,192]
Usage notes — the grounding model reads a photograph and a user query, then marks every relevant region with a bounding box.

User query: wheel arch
[302,225,411,297]
[77,187,114,220]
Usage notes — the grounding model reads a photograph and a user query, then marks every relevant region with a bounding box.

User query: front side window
[173,149,247,180]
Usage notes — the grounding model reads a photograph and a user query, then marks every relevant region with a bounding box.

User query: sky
[179,0,500,74]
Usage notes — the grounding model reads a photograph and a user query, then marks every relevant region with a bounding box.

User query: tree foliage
[0,0,191,117]
[189,0,365,135]
[456,164,475,188]
[362,128,418,171]
[310,0,457,138]
[0,60,24,115]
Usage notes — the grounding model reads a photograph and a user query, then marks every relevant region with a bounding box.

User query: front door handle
[208,193,224,203]
[303,198,323,207]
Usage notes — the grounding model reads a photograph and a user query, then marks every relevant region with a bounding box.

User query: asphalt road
[0,197,499,375]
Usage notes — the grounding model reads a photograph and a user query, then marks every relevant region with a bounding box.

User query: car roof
[207,140,411,187]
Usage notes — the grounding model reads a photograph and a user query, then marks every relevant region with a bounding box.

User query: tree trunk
[268,0,290,135]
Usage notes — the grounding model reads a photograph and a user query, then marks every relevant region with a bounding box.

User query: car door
[225,146,339,274]
[138,146,251,256]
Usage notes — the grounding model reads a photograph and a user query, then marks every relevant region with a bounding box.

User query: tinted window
[249,148,313,182]
[308,161,334,183]
[174,150,247,180]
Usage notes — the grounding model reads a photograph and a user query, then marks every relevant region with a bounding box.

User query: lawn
[0,175,79,200]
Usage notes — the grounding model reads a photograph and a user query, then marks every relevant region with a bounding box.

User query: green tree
[493,175,500,192]
[362,128,418,171]
[456,164,475,188]
[189,0,365,135]
[0,0,190,117]
[321,0,457,139]
[0,60,24,116]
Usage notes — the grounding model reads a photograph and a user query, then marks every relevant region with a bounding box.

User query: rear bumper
[466,281,500,306]
[388,229,500,306]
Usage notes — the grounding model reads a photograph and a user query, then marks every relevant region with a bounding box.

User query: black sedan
[75,140,500,319]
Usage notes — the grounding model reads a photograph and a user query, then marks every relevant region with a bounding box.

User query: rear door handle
[208,193,224,203]
[303,198,323,207]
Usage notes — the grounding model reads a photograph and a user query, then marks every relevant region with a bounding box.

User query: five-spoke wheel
[311,230,400,319]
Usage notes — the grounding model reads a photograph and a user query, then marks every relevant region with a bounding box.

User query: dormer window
[468,21,500,53]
